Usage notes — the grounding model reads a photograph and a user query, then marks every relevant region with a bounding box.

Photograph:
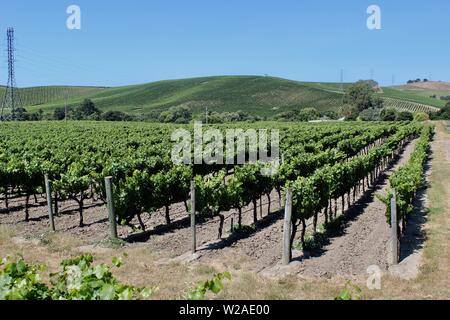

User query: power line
[15,43,105,73]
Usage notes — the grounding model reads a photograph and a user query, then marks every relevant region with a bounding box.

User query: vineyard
[381,97,440,114]
[0,86,105,108]
[379,87,447,108]
[0,121,427,248]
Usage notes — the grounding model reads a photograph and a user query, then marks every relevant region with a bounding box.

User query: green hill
[19,76,346,117]
[5,76,446,118]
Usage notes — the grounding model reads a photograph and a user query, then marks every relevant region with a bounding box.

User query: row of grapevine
[382,97,440,114]
[112,124,404,235]
[287,123,422,250]
[0,122,410,236]
[382,125,434,230]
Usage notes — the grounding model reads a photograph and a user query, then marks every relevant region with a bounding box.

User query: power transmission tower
[1,28,22,121]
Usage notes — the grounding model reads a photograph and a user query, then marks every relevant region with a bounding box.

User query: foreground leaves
[186,272,232,300]
[0,254,156,300]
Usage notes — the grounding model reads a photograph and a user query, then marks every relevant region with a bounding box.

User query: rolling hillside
[5,76,446,118]
[19,76,346,117]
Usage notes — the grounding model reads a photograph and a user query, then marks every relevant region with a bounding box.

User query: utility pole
[1,28,21,121]
[340,68,345,104]
[65,89,69,123]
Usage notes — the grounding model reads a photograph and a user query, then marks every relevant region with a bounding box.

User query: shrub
[414,112,429,122]
[396,111,414,121]
[101,111,132,121]
[358,108,381,121]
[380,108,397,121]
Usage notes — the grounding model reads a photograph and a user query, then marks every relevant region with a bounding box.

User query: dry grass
[0,224,16,242]
[38,232,83,253]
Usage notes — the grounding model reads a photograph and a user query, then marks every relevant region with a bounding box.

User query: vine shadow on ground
[199,208,284,252]
[124,214,204,243]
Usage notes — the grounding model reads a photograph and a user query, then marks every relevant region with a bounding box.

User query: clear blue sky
[0,0,449,87]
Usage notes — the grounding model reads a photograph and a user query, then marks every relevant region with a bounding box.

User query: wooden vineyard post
[105,176,118,239]
[191,180,196,254]
[390,189,399,265]
[44,175,55,232]
[282,188,293,265]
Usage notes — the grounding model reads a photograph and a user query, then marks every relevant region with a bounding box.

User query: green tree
[344,80,383,112]
[15,108,30,121]
[101,111,132,121]
[380,108,398,121]
[298,108,320,121]
[358,108,381,121]
[433,103,450,120]
[79,99,101,116]
[276,110,297,122]
[53,107,67,120]
[276,108,320,122]
[159,106,192,124]
[396,111,414,121]
[340,104,359,121]
[322,110,338,120]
